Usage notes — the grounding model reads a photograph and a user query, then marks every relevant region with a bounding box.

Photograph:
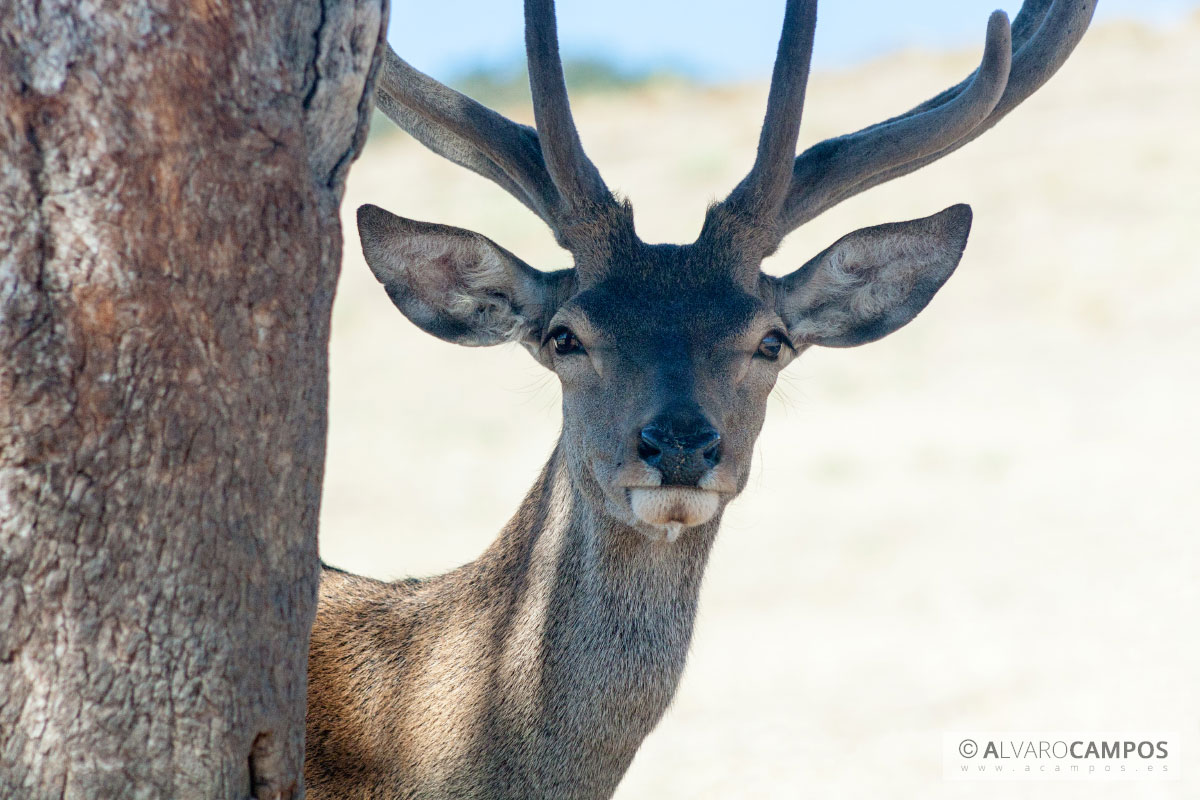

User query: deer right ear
[776,204,973,348]
[357,205,563,347]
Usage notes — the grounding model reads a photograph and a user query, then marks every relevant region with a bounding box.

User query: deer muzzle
[628,487,720,542]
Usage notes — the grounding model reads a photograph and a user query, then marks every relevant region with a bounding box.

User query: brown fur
[308,204,972,799]
[306,447,716,799]
[308,0,1095,793]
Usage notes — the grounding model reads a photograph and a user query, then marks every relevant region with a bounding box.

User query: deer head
[358,0,1096,543]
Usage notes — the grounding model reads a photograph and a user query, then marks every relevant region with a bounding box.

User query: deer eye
[756,332,787,361]
[549,327,584,356]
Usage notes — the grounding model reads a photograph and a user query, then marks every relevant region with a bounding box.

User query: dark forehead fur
[559,199,777,350]
[571,242,765,348]
[571,198,771,282]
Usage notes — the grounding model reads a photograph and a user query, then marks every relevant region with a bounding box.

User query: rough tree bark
[0,1,384,797]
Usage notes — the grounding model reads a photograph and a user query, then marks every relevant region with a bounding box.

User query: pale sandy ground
[318,14,1200,798]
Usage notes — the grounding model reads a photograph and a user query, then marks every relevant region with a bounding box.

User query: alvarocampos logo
[943,732,1179,781]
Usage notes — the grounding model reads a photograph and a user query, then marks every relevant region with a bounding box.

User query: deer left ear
[357,204,563,348]
[776,204,972,348]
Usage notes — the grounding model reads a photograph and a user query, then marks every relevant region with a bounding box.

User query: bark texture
[0,1,384,797]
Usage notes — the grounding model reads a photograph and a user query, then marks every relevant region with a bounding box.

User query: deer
[305,1,1096,797]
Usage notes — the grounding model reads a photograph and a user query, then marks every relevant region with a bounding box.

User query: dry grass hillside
[318,15,1199,798]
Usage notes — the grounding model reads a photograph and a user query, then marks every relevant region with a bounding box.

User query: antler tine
[723,0,819,222]
[375,45,563,224]
[781,11,1012,230]
[781,0,1098,232]
[524,0,615,215]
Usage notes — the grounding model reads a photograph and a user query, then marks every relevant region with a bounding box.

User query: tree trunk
[0,1,384,797]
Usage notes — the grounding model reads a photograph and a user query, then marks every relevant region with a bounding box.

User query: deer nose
[637,417,722,486]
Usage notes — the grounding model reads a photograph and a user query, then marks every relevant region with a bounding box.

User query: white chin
[629,488,720,542]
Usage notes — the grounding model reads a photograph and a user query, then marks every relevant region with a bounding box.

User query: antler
[373,0,622,252]
[722,0,819,223]
[524,0,614,215]
[376,0,1096,264]
[714,0,1097,251]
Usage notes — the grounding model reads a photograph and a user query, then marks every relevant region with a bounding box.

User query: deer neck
[307,442,724,799]
[470,440,721,787]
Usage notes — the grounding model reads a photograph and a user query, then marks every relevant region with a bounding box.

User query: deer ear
[777,204,972,348]
[357,204,561,347]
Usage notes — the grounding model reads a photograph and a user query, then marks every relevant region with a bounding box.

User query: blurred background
[319,2,1200,797]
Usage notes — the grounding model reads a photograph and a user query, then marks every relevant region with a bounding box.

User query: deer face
[359,0,1094,540]
[358,202,970,542]
[356,0,1096,541]
[543,263,785,541]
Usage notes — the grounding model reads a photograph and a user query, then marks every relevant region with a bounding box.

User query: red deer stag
[306,1,1096,797]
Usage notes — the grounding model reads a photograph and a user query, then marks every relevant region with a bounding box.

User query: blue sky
[389,0,1196,82]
